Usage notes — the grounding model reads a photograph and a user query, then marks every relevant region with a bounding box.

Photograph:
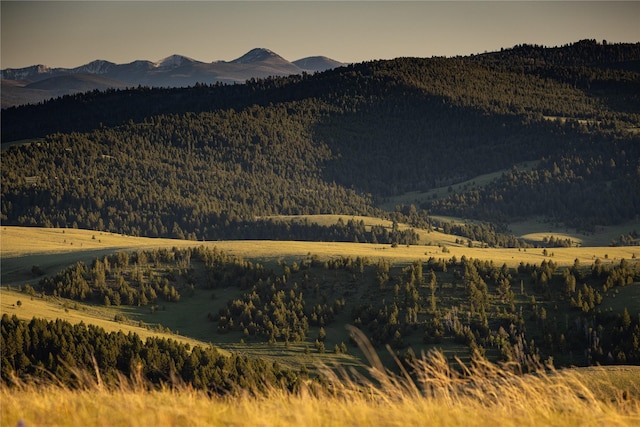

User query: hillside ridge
[1,40,639,240]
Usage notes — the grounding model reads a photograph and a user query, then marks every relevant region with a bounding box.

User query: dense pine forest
[2,40,640,237]
[1,314,307,393]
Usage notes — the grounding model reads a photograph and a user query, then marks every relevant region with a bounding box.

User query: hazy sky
[2,1,639,69]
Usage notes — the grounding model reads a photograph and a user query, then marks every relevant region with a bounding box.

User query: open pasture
[3,226,639,287]
[3,225,639,372]
[509,217,640,247]
[3,225,640,427]
[0,226,200,258]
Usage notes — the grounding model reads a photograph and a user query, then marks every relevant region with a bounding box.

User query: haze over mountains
[0,48,346,108]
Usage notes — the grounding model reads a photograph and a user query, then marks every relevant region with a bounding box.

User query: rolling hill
[2,40,639,237]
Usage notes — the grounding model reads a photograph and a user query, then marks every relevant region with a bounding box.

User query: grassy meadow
[0,287,221,354]
[3,224,638,273]
[2,223,638,361]
[2,222,640,426]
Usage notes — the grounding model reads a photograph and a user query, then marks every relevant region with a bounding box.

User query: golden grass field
[0,287,220,354]
[2,223,637,345]
[2,223,640,426]
[2,348,639,427]
[2,224,638,274]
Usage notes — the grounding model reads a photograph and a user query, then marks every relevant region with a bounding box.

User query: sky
[2,1,639,69]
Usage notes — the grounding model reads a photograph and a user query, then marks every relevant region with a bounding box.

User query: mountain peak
[154,54,198,68]
[1,48,345,107]
[1,64,52,80]
[72,60,116,75]
[230,48,284,64]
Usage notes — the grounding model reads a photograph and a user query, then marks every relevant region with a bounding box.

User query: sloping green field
[3,224,638,286]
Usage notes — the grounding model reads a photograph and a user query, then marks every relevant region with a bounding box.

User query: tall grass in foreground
[2,332,639,427]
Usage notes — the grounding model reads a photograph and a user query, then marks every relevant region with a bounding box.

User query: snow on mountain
[230,48,285,64]
[154,54,200,68]
[72,60,116,75]
[1,49,346,107]
[1,64,52,81]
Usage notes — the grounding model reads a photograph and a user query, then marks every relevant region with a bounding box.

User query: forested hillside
[2,40,639,236]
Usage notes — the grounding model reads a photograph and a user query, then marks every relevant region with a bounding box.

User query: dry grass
[0,288,219,353]
[3,227,639,275]
[2,344,638,427]
[0,227,198,258]
[509,218,640,247]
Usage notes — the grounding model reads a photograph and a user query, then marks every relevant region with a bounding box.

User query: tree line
[1,314,307,393]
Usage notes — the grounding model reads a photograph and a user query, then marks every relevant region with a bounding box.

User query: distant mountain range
[0,48,346,108]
